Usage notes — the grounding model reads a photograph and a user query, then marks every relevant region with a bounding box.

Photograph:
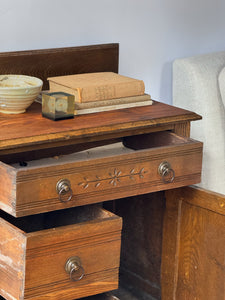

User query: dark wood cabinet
[0,44,224,300]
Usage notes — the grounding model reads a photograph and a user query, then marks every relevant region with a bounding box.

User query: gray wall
[1,0,225,104]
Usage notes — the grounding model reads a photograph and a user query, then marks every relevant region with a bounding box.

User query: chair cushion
[173,52,225,195]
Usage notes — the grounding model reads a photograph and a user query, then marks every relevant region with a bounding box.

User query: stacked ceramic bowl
[0,75,43,114]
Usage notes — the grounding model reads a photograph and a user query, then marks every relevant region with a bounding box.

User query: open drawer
[0,205,122,300]
[0,131,203,217]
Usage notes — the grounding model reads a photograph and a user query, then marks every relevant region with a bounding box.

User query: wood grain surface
[162,186,225,300]
[0,44,205,300]
[0,101,201,154]
[113,192,165,299]
[0,207,122,300]
[0,44,119,90]
[0,217,26,300]
[0,132,202,217]
[0,43,201,154]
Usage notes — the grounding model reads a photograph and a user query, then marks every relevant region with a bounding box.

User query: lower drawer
[0,206,122,300]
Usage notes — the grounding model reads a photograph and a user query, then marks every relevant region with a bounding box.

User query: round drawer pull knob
[56,179,73,202]
[65,256,85,282]
[158,161,175,183]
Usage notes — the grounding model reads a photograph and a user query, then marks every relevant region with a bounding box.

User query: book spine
[80,80,145,103]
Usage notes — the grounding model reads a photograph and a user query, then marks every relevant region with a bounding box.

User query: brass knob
[65,256,85,281]
[158,161,175,183]
[56,179,73,202]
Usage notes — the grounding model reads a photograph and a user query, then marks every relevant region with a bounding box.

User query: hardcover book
[48,72,145,103]
[74,99,153,115]
[74,94,152,115]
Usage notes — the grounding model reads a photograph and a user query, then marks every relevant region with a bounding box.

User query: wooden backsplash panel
[0,44,119,90]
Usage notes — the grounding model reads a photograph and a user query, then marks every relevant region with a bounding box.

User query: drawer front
[0,133,203,217]
[0,207,122,300]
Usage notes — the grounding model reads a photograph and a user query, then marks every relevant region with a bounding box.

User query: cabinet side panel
[0,218,26,300]
[181,186,225,215]
[163,187,225,300]
[176,200,225,300]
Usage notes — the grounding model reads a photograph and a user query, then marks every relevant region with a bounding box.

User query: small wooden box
[0,205,122,300]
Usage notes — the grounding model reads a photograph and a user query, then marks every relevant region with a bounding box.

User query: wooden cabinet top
[0,101,201,154]
[0,44,201,154]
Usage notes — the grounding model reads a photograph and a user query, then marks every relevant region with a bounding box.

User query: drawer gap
[0,204,110,233]
[123,131,192,150]
[8,141,132,169]
[8,131,191,170]
[0,138,122,165]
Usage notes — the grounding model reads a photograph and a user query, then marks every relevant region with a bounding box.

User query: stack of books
[47,72,152,115]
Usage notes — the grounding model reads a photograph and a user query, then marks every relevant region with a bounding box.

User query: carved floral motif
[78,167,147,189]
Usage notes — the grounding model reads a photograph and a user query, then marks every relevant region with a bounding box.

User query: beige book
[75,94,151,109]
[48,72,145,103]
[74,99,153,115]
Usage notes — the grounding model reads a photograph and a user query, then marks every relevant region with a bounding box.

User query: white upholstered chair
[173,51,225,194]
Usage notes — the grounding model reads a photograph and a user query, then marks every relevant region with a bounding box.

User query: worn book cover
[48,72,145,103]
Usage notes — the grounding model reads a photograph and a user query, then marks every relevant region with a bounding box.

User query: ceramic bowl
[0,74,43,114]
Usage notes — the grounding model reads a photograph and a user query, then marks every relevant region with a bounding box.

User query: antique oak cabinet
[0,44,224,300]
